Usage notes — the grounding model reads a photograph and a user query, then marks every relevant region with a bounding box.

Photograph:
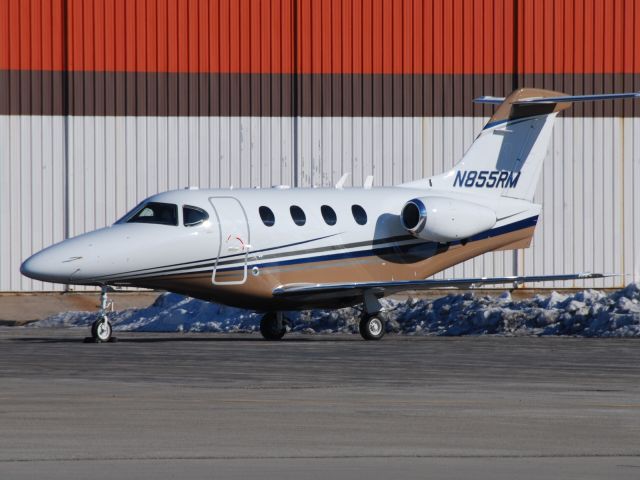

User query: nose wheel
[91,315,113,342]
[260,312,287,340]
[84,286,117,343]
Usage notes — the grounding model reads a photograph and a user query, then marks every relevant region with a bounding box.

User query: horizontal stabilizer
[474,92,640,105]
[273,273,616,299]
[514,92,640,104]
[473,96,505,104]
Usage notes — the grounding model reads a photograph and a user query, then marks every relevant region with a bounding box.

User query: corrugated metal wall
[2,0,640,291]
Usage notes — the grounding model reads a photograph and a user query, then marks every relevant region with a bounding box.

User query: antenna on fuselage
[335,173,350,189]
[364,175,374,189]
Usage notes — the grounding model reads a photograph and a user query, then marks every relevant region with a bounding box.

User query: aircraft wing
[272,273,615,299]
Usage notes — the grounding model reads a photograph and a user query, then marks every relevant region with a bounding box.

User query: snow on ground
[33,283,640,337]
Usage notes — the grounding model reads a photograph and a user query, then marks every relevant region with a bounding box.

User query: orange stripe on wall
[1,0,639,74]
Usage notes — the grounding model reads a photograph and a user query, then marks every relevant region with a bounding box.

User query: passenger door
[208,196,250,285]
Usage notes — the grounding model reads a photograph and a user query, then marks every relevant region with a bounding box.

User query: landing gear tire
[359,314,386,341]
[90,316,113,343]
[260,312,287,341]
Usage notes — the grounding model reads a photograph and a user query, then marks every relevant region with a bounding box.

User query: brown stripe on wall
[2,71,640,117]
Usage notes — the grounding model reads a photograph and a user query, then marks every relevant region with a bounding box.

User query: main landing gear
[359,313,386,341]
[84,286,116,343]
[260,291,387,341]
[260,311,287,340]
[358,290,386,340]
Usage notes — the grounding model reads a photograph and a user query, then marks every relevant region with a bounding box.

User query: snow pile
[33,283,640,337]
[388,285,640,337]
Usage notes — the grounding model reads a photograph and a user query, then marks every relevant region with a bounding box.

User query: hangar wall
[2,0,640,291]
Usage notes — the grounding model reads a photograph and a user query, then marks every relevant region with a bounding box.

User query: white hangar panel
[298,115,635,288]
[0,116,66,291]
[1,115,637,291]
[64,116,297,241]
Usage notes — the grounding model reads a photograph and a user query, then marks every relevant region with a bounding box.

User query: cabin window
[321,205,337,226]
[127,202,178,226]
[290,205,306,226]
[259,206,275,227]
[183,205,209,227]
[351,204,367,225]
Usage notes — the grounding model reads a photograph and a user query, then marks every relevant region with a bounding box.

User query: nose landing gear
[91,315,113,342]
[84,286,116,343]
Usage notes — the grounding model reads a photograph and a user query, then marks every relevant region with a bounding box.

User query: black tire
[91,316,112,342]
[260,312,286,340]
[359,314,385,341]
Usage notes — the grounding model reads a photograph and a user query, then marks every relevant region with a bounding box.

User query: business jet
[21,88,637,342]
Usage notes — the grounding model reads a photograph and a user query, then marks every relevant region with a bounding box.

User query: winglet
[363,175,374,189]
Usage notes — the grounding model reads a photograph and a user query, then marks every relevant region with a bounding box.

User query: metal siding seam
[95,116,105,231]
[259,115,268,187]
[209,116,220,188]
[635,119,640,281]
[18,116,28,290]
[361,117,372,187]
[0,117,9,289]
[105,116,116,228]
[200,117,211,188]
[292,0,299,187]
[351,115,361,186]
[8,117,16,289]
[249,115,260,187]
[562,119,574,284]
[617,118,625,287]
[575,116,586,286]
[603,117,614,287]
[622,118,631,283]
[218,115,229,188]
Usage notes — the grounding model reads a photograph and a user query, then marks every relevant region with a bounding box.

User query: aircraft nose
[20,246,84,283]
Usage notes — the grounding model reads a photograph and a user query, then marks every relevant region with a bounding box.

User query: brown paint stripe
[122,223,538,311]
[2,71,640,117]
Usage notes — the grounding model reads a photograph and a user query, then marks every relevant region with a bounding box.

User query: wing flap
[273,273,616,298]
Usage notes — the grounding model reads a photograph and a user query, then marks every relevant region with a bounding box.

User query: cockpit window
[127,202,178,226]
[183,205,209,227]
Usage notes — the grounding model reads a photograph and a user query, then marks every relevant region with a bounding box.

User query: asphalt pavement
[0,328,639,479]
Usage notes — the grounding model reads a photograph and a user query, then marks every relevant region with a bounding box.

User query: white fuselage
[21,185,540,310]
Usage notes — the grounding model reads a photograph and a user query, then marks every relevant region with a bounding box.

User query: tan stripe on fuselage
[128,224,536,310]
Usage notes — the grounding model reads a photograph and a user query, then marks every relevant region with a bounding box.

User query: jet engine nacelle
[400,196,497,243]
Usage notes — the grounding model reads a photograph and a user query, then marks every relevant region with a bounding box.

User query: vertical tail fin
[415,88,640,202]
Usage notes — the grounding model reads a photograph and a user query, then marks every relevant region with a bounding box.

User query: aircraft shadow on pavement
[9,334,355,344]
